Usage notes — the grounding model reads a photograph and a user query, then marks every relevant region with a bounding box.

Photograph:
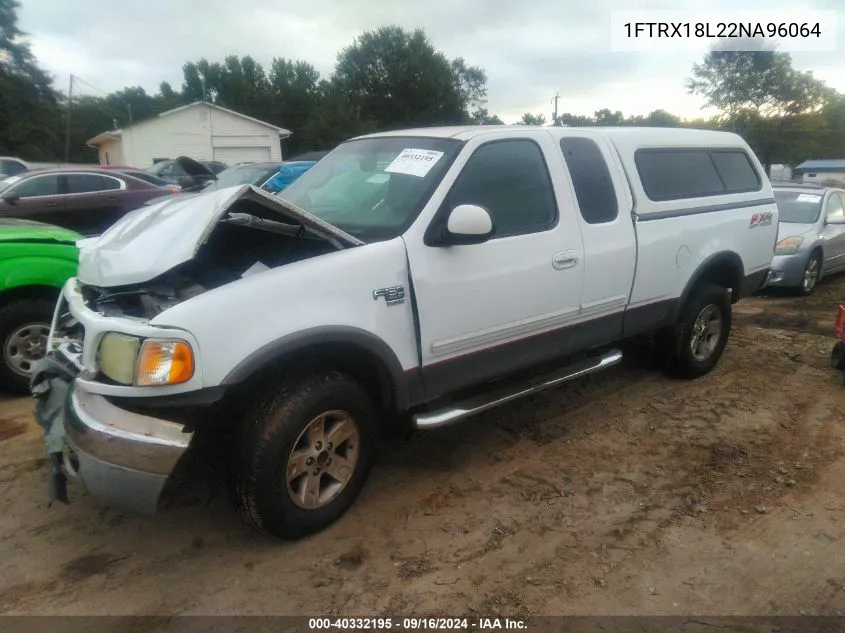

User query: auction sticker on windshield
[385,149,444,177]
[797,194,822,203]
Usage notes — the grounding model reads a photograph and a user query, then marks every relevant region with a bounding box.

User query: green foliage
[687,47,839,171]
[518,112,547,126]
[470,108,504,125]
[333,26,484,129]
[3,0,843,170]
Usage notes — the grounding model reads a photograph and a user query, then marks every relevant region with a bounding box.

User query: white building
[87,101,292,168]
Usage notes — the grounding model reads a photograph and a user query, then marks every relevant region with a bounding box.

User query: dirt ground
[1,276,844,617]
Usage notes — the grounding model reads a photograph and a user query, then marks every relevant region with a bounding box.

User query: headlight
[97,333,194,386]
[97,333,141,384]
[136,339,194,386]
[775,236,803,255]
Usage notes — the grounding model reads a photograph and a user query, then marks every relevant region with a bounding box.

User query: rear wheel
[0,299,55,394]
[797,252,822,296]
[657,282,732,379]
[233,370,376,540]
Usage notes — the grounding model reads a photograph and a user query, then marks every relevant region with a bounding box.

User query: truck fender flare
[221,326,418,412]
[674,251,744,320]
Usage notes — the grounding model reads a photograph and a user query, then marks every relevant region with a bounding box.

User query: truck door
[403,131,586,400]
[556,133,638,336]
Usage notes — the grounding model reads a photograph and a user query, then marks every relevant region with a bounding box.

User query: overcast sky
[18,0,845,125]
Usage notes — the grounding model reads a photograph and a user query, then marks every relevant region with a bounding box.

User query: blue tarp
[263,161,316,193]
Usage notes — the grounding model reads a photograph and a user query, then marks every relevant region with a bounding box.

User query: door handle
[44,202,59,208]
[552,251,578,270]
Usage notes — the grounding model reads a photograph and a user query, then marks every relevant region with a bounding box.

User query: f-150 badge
[373,286,405,305]
[749,211,774,228]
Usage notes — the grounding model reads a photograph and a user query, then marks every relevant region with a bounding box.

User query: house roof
[794,159,845,173]
[86,101,291,147]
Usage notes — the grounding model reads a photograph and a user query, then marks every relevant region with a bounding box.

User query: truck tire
[656,282,732,379]
[0,299,55,394]
[233,370,376,540]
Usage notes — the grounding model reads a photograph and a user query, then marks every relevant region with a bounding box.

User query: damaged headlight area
[98,333,141,384]
[97,333,194,386]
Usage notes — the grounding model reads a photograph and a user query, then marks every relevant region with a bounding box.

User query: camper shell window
[635,147,762,202]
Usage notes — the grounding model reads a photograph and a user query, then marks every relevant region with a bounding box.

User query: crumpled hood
[77,184,362,288]
[777,222,817,242]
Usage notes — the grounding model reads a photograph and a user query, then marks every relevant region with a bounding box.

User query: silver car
[769,184,845,295]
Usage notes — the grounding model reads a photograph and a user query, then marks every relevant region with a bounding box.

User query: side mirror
[1,192,20,205]
[440,204,495,245]
[826,216,845,225]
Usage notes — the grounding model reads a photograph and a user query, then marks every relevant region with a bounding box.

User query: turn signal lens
[136,339,194,386]
[775,236,803,256]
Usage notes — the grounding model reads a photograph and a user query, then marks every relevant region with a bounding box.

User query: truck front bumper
[63,383,193,514]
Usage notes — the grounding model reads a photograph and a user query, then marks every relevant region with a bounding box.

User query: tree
[687,45,833,171]
[302,79,377,150]
[518,112,546,126]
[268,58,322,153]
[471,107,504,125]
[556,112,594,127]
[333,26,487,128]
[593,109,625,125]
[451,57,488,118]
[0,0,62,159]
[642,109,682,127]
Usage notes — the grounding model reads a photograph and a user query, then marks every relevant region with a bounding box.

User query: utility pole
[64,74,73,162]
[551,92,560,126]
[127,103,133,124]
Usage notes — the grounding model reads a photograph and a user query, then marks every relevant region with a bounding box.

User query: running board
[413,349,623,430]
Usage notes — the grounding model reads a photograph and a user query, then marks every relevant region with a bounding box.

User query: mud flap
[30,356,79,506]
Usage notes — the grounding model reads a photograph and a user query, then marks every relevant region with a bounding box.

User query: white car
[34,126,778,539]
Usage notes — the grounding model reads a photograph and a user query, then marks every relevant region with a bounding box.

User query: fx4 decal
[749,211,774,228]
[373,286,405,306]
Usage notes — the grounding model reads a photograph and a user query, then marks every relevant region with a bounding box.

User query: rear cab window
[560,137,619,224]
[635,147,762,201]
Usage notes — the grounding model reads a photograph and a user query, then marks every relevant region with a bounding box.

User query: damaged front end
[31,185,361,512]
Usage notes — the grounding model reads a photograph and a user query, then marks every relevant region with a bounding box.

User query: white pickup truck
[33,126,778,539]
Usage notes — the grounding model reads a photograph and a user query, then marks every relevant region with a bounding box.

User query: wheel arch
[807,243,825,274]
[0,284,62,308]
[221,326,421,414]
[675,251,743,320]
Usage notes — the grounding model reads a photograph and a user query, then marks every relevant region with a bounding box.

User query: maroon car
[0,168,179,235]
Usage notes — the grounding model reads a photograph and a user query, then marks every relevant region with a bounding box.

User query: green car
[0,219,79,393]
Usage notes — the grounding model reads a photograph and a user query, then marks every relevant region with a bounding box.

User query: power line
[71,74,113,98]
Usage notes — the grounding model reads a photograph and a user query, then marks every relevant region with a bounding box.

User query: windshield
[774,190,824,224]
[0,175,24,194]
[279,137,462,241]
[209,165,278,190]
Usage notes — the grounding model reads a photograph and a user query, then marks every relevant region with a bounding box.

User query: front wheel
[656,282,732,379]
[797,252,822,296]
[0,299,56,394]
[233,370,376,540]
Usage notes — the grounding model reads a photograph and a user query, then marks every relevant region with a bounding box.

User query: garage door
[212,146,271,164]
